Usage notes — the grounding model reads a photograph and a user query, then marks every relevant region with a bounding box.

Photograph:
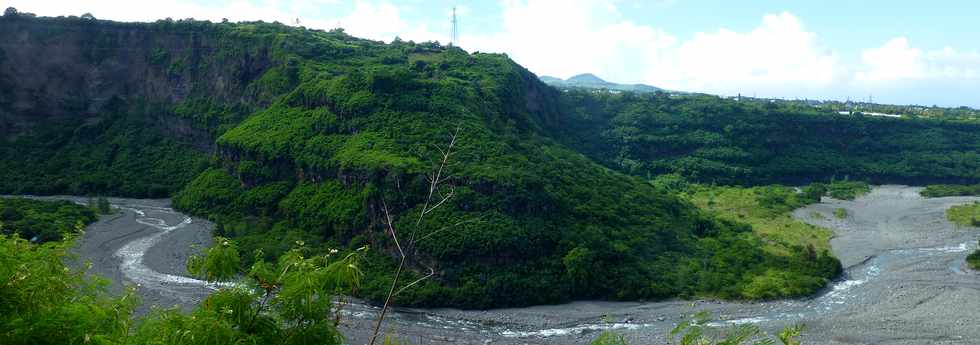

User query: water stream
[39,186,980,344]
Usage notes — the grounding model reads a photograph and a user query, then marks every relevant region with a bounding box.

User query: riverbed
[49,185,980,344]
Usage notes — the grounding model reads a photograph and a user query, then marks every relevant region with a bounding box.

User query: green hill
[552,91,980,185]
[0,13,918,309]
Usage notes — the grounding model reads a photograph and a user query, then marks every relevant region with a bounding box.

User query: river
[37,185,980,344]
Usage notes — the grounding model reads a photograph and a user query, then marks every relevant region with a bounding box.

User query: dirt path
[38,185,980,344]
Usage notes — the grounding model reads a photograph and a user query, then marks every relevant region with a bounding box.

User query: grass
[946,202,980,227]
[833,208,848,219]
[686,185,835,257]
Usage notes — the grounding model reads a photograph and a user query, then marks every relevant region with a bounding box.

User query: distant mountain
[538,75,563,83]
[540,73,663,93]
[566,73,605,84]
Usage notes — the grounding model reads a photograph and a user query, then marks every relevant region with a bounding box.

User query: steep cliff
[0,14,288,196]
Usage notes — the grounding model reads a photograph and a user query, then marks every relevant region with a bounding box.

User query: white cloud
[460,3,838,96]
[856,37,980,83]
[462,0,676,83]
[855,37,925,82]
[333,1,443,43]
[658,13,839,92]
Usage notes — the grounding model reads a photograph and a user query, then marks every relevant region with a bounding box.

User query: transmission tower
[450,7,459,46]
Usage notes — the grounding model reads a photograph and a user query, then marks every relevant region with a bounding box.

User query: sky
[5,0,980,107]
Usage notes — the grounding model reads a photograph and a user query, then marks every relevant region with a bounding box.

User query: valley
[52,185,980,344]
[3,10,980,345]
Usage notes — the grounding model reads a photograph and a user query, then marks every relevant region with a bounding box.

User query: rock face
[0,15,276,144]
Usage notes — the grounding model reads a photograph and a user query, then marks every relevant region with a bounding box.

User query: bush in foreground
[0,235,136,345]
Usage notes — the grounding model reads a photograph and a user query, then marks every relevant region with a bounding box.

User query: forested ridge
[2,12,977,308]
[554,91,980,185]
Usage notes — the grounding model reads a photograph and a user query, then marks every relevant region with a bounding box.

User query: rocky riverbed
[42,185,980,344]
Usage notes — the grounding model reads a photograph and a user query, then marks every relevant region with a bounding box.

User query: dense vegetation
[554,91,980,185]
[12,12,978,309]
[0,234,137,345]
[0,197,97,242]
[0,100,210,198]
[108,15,841,307]
[824,181,871,200]
[0,217,364,345]
[921,184,980,198]
[946,202,980,228]
[671,180,841,299]
[819,100,980,122]
[134,238,364,345]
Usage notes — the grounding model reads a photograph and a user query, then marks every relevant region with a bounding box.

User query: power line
[450,7,458,46]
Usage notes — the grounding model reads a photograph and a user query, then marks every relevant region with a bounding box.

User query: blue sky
[8,0,980,107]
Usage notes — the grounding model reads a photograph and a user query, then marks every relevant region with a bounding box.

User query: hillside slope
[554,91,980,185]
[0,14,281,196]
[0,13,841,308]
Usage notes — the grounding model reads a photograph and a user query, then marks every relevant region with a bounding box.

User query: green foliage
[278,181,371,239]
[172,98,253,136]
[0,226,363,345]
[825,181,870,200]
[3,15,858,308]
[162,20,850,307]
[96,197,112,214]
[651,173,691,193]
[921,184,980,198]
[590,331,629,345]
[945,202,980,227]
[682,185,841,300]
[131,239,364,345]
[967,243,980,270]
[0,102,209,198]
[187,237,241,282]
[799,183,827,203]
[663,311,804,345]
[0,235,137,345]
[833,208,848,219]
[0,197,97,242]
[555,90,980,186]
[173,168,243,216]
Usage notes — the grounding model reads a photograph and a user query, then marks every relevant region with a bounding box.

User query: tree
[135,238,366,345]
[3,7,17,17]
[800,183,827,203]
[80,12,96,20]
[0,235,136,344]
[563,246,598,294]
[187,237,240,282]
[96,197,111,214]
